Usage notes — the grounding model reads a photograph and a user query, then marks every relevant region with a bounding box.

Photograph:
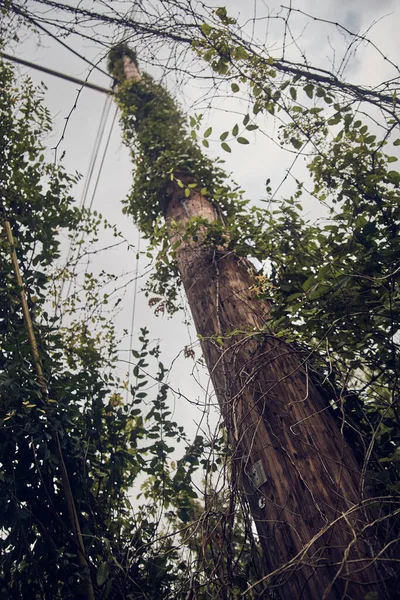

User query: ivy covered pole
[109,45,390,599]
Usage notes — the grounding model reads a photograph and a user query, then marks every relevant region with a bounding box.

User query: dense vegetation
[1,1,399,597]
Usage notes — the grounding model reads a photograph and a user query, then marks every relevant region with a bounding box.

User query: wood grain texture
[165,177,383,599]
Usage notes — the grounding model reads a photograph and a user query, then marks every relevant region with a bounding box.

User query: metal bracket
[248,460,268,489]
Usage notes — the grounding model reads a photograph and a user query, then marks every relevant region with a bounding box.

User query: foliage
[0,56,265,599]
[110,27,400,518]
[2,1,400,596]
[193,23,400,498]
[190,24,400,482]
[108,43,239,241]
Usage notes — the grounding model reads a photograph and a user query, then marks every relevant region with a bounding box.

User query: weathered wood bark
[165,177,383,599]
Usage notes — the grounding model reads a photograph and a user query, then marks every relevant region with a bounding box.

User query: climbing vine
[109,37,400,498]
[108,44,241,239]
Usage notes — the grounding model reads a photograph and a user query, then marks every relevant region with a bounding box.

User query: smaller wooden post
[2,219,95,600]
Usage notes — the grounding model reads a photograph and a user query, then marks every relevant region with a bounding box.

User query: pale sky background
[3,0,400,448]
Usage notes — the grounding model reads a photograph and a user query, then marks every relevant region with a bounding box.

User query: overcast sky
[3,0,400,445]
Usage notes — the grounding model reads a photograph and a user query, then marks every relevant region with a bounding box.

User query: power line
[88,106,118,211]
[126,230,141,402]
[0,51,112,94]
[79,96,113,210]
[60,97,115,305]
[8,3,112,80]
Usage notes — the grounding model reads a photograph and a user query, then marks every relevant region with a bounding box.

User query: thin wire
[61,97,114,306]
[88,106,118,210]
[80,107,119,294]
[126,230,141,402]
[0,52,111,95]
[79,96,112,210]
[61,94,111,280]
[9,3,112,80]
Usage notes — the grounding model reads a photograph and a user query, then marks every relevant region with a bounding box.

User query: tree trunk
[165,176,382,599]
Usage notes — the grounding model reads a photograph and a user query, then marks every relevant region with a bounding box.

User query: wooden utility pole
[114,50,389,599]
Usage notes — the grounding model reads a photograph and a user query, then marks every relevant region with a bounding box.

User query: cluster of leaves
[252,118,400,479]
[0,57,266,599]
[183,13,400,484]
[3,1,400,594]
[0,58,187,598]
[187,34,400,483]
[108,44,239,240]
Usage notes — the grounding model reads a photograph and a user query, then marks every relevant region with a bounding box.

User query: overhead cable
[8,3,112,80]
[79,96,113,210]
[61,97,115,304]
[88,107,118,211]
[0,51,112,94]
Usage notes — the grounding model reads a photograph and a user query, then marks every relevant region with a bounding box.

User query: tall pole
[165,176,381,599]
[112,48,391,599]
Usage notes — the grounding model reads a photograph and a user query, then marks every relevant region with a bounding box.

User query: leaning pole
[109,45,389,599]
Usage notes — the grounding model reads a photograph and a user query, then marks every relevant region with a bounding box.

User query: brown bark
[165,177,384,599]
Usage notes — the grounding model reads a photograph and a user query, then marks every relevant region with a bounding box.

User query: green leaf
[221,142,231,152]
[287,292,303,301]
[215,6,227,19]
[290,137,303,150]
[304,84,314,99]
[232,123,239,137]
[308,283,330,300]
[201,23,212,36]
[215,60,229,75]
[220,131,229,141]
[234,46,248,60]
[365,135,376,145]
[328,115,341,126]
[290,87,297,100]
[246,124,258,131]
[393,138,400,146]
[202,139,209,148]
[243,114,250,126]
[231,83,240,93]
[302,276,316,292]
[237,137,249,144]
[184,188,190,197]
[97,562,110,587]
[204,127,212,138]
